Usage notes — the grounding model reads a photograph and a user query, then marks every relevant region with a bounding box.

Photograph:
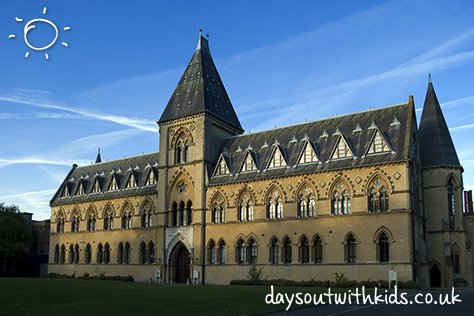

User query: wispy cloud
[0,157,90,168]
[0,189,56,220]
[0,88,158,132]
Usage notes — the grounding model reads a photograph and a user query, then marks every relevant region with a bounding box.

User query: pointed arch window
[332,182,350,215]
[212,196,225,224]
[345,234,356,264]
[176,134,190,164]
[117,242,124,264]
[87,210,96,232]
[97,243,104,264]
[218,240,226,264]
[141,201,153,228]
[74,244,79,264]
[299,186,315,217]
[239,193,254,222]
[237,239,246,264]
[71,211,80,233]
[122,206,133,229]
[368,178,389,213]
[104,243,110,264]
[208,240,216,264]
[56,213,65,233]
[54,245,59,263]
[378,232,389,263]
[124,242,131,264]
[270,238,279,264]
[85,244,91,264]
[171,202,178,227]
[60,245,66,264]
[103,207,114,231]
[300,237,310,264]
[283,238,292,264]
[139,241,147,264]
[148,241,155,264]
[268,191,283,220]
[69,244,74,264]
[314,236,323,263]
[249,238,258,264]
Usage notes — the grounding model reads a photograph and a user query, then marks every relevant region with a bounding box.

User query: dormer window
[77,182,85,195]
[91,179,101,193]
[366,129,391,155]
[109,176,118,191]
[126,173,137,189]
[298,141,318,164]
[240,151,257,172]
[268,146,287,168]
[145,169,156,185]
[331,135,354,159]
[214,155,230,176]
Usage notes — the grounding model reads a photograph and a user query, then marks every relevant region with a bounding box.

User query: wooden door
[175,246,190,283]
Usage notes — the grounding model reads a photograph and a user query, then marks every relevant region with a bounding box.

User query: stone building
[48,32,472,287]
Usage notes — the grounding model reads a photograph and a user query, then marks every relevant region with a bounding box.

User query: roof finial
[199,28,202,36]
[428,73,431,83]
[206,32,209,40]
[95,147,102,164]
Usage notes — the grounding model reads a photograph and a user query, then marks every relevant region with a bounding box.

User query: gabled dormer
[76,179,88,195]
[240,150,258,172]
[108,173,120,191]
[125,169,139,189]
[330,135,354,160]
[91,176,103,193]
[267,145,287,168]
[365,128,392,155]
[297,140,319,164]
[144,166,157,185]
[213,154,232,176]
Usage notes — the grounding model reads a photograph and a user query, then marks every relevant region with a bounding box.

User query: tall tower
[156,31,243,284]
[419,77,468,287]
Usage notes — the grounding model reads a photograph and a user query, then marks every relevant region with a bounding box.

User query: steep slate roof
[50,152,159,207]
[418,80,460,168]
[209,103,411,186]
[158,32,243,132]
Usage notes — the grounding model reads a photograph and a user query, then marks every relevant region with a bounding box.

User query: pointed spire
[158,31,243,132]
[419,77,460,168]
[95,147,102,163]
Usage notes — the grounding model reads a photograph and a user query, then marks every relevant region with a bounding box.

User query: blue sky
[1,0,474,220]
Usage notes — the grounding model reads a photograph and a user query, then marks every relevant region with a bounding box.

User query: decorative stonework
[393,172,401,180]
[287,184,293,191]
[170,129,175,135]
[257,188,262,194]
[229,191,234,197]
[319,181,326,188]
[190,125,195,131]
[355,176,362,184]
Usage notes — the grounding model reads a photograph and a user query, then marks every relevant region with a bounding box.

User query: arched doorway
[430,264,442,288]
[173,243,190,284]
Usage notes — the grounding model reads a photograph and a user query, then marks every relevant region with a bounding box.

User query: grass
[0,278,355,316]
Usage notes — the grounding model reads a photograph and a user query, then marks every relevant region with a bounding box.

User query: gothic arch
[102,202,115,218]
[139,197,156,215]
[167,170,194,198]
[86,204,98,218]
[298,234,310,245]
[373,226,393,241]
[69,207,80,221]
[120,199,135,216]
[445,174,459,187]
[170,126,194,148]
[166,233,192,263]
[363,171,393,195]
[343,231,358,243]
[293,178,319,201]
[234,185,257,206]
[208,189,229,209]
[263,182,286,203]
[56,208,65,221]
[327,175,354,198]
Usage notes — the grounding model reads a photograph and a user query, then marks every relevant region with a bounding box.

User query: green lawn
[0,278,350,316]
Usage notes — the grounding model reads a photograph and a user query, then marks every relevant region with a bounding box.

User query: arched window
[176,133,190,164]
[71,210,80,232]
[184,140,190,162]
[208,240,216,264]
[117,242,124,264]
[212,196,225,224]
[172,202,178,227]
[332,182,350,215]
[74,244,80,264]
[268,190,283,219]
[368,178,389,213]
[56,212,65,233]
[448,179,455,229]
[103,207,114,231]
[125,242,131,264]
[179,201,185,226]
[186,201,193,225]
[378,233,389,263]
[270,238,279,264]
[237,239,246,264]
[104,243,110,264]
[249,239,258,264]
[148,241,155,264]
[87,210,96,232]
[139,241,147,264]
[218,240,226,264]
[54,245,59,263]
[60,245,66,264]
[314,236,323,263]
[345,234,356,264]
[300,237,309,264]
[97,243,103,264]
[122,205,132,229]
[141,201,153,228]
[239,193,254,222]
[298,186,315,217]
[177,142,183,164]
[283,238,292,264]
[69,244,74,264]
[85,244,91,264]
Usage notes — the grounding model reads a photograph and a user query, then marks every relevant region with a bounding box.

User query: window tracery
[298,186,315,217]
[368,177,389,213]
[332,182,350,215]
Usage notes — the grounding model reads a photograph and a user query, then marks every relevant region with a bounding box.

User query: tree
[0,203,32,275]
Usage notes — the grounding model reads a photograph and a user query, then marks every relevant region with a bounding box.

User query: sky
[1,0,474,220]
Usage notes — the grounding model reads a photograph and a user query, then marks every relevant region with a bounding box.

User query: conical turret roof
[419,78,460,168]
[159,32,243,132]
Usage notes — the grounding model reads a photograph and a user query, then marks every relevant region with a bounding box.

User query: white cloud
[0,189,56,220]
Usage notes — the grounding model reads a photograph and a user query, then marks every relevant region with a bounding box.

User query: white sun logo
[8,7,70,60]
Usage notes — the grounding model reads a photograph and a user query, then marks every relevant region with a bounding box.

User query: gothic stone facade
[49,34,472,288]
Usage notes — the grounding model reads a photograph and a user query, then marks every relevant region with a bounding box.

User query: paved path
[261,289,474,316]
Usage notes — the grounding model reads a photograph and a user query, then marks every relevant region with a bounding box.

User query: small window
[331,136,353,159]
